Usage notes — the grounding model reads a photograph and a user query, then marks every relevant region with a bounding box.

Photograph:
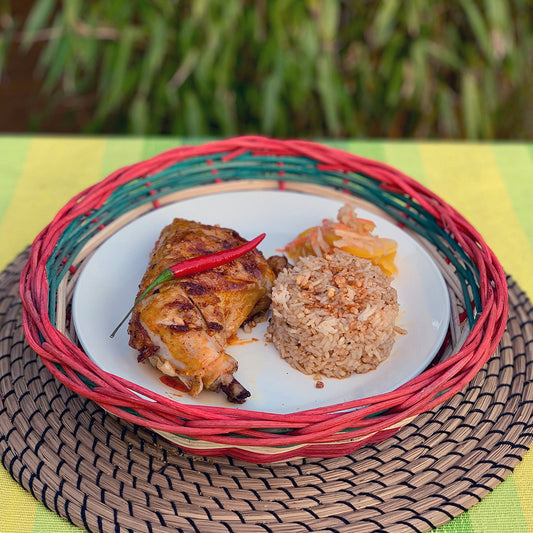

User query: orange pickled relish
[282,206,398,276]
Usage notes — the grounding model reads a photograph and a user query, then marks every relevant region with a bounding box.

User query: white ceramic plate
[72,190,450,414]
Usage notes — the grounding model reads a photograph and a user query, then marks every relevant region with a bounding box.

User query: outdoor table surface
[0,136,532,532]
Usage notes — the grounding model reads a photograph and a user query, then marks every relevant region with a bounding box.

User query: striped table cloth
[0,136,532,532]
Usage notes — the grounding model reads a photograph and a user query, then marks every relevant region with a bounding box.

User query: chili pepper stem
[109,269,173,338]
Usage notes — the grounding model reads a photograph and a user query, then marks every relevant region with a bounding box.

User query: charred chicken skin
[128,218,275,403]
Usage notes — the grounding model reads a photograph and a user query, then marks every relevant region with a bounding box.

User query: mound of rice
[267,251,400,378]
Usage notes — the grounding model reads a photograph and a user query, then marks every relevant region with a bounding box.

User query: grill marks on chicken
[128,218,275,403]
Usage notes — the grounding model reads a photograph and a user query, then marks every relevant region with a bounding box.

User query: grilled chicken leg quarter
[128,218,276,403]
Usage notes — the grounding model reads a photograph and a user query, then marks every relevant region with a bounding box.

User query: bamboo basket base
[1,248,532,533]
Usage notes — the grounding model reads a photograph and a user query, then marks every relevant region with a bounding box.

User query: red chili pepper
[110,233,266,338]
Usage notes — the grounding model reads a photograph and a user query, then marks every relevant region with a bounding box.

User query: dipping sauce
[227,333,260,346]
[159,375,188,392]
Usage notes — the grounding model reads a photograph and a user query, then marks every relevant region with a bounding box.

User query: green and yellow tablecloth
[0,136,532,532]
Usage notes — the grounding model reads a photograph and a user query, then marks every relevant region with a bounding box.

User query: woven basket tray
[19,137,508,462]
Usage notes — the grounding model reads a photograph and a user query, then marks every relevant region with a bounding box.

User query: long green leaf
[426,42,462,70]
[129,95,149,134]
[21,0,57,50]
[437,86,460,137]
[460,0,494,62]
[139,14,167,95]
[214,87,237,136]
[405,0,423,36]
[317,0,339,42]
[261,71,282,134]
[484,0,511,30]
[316,53,341,136]
[372,0,401,46]
[105,26,137,111]
[42,34,72,93]
[461,70,480,139]
[63,0,81,28]
[183,90,206,135]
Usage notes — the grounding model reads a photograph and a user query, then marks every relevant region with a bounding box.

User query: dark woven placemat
[1,249,533,533]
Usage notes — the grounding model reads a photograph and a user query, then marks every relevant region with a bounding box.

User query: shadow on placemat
[1,249,533,533]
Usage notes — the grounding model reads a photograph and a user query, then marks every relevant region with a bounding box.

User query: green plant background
[1,0,532,139]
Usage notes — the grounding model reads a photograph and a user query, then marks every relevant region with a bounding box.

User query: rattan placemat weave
[1,249,533,533]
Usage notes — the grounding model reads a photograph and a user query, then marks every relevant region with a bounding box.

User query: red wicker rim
[19,136,508,461]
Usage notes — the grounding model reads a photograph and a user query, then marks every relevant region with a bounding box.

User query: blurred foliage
[1,0,532,139]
